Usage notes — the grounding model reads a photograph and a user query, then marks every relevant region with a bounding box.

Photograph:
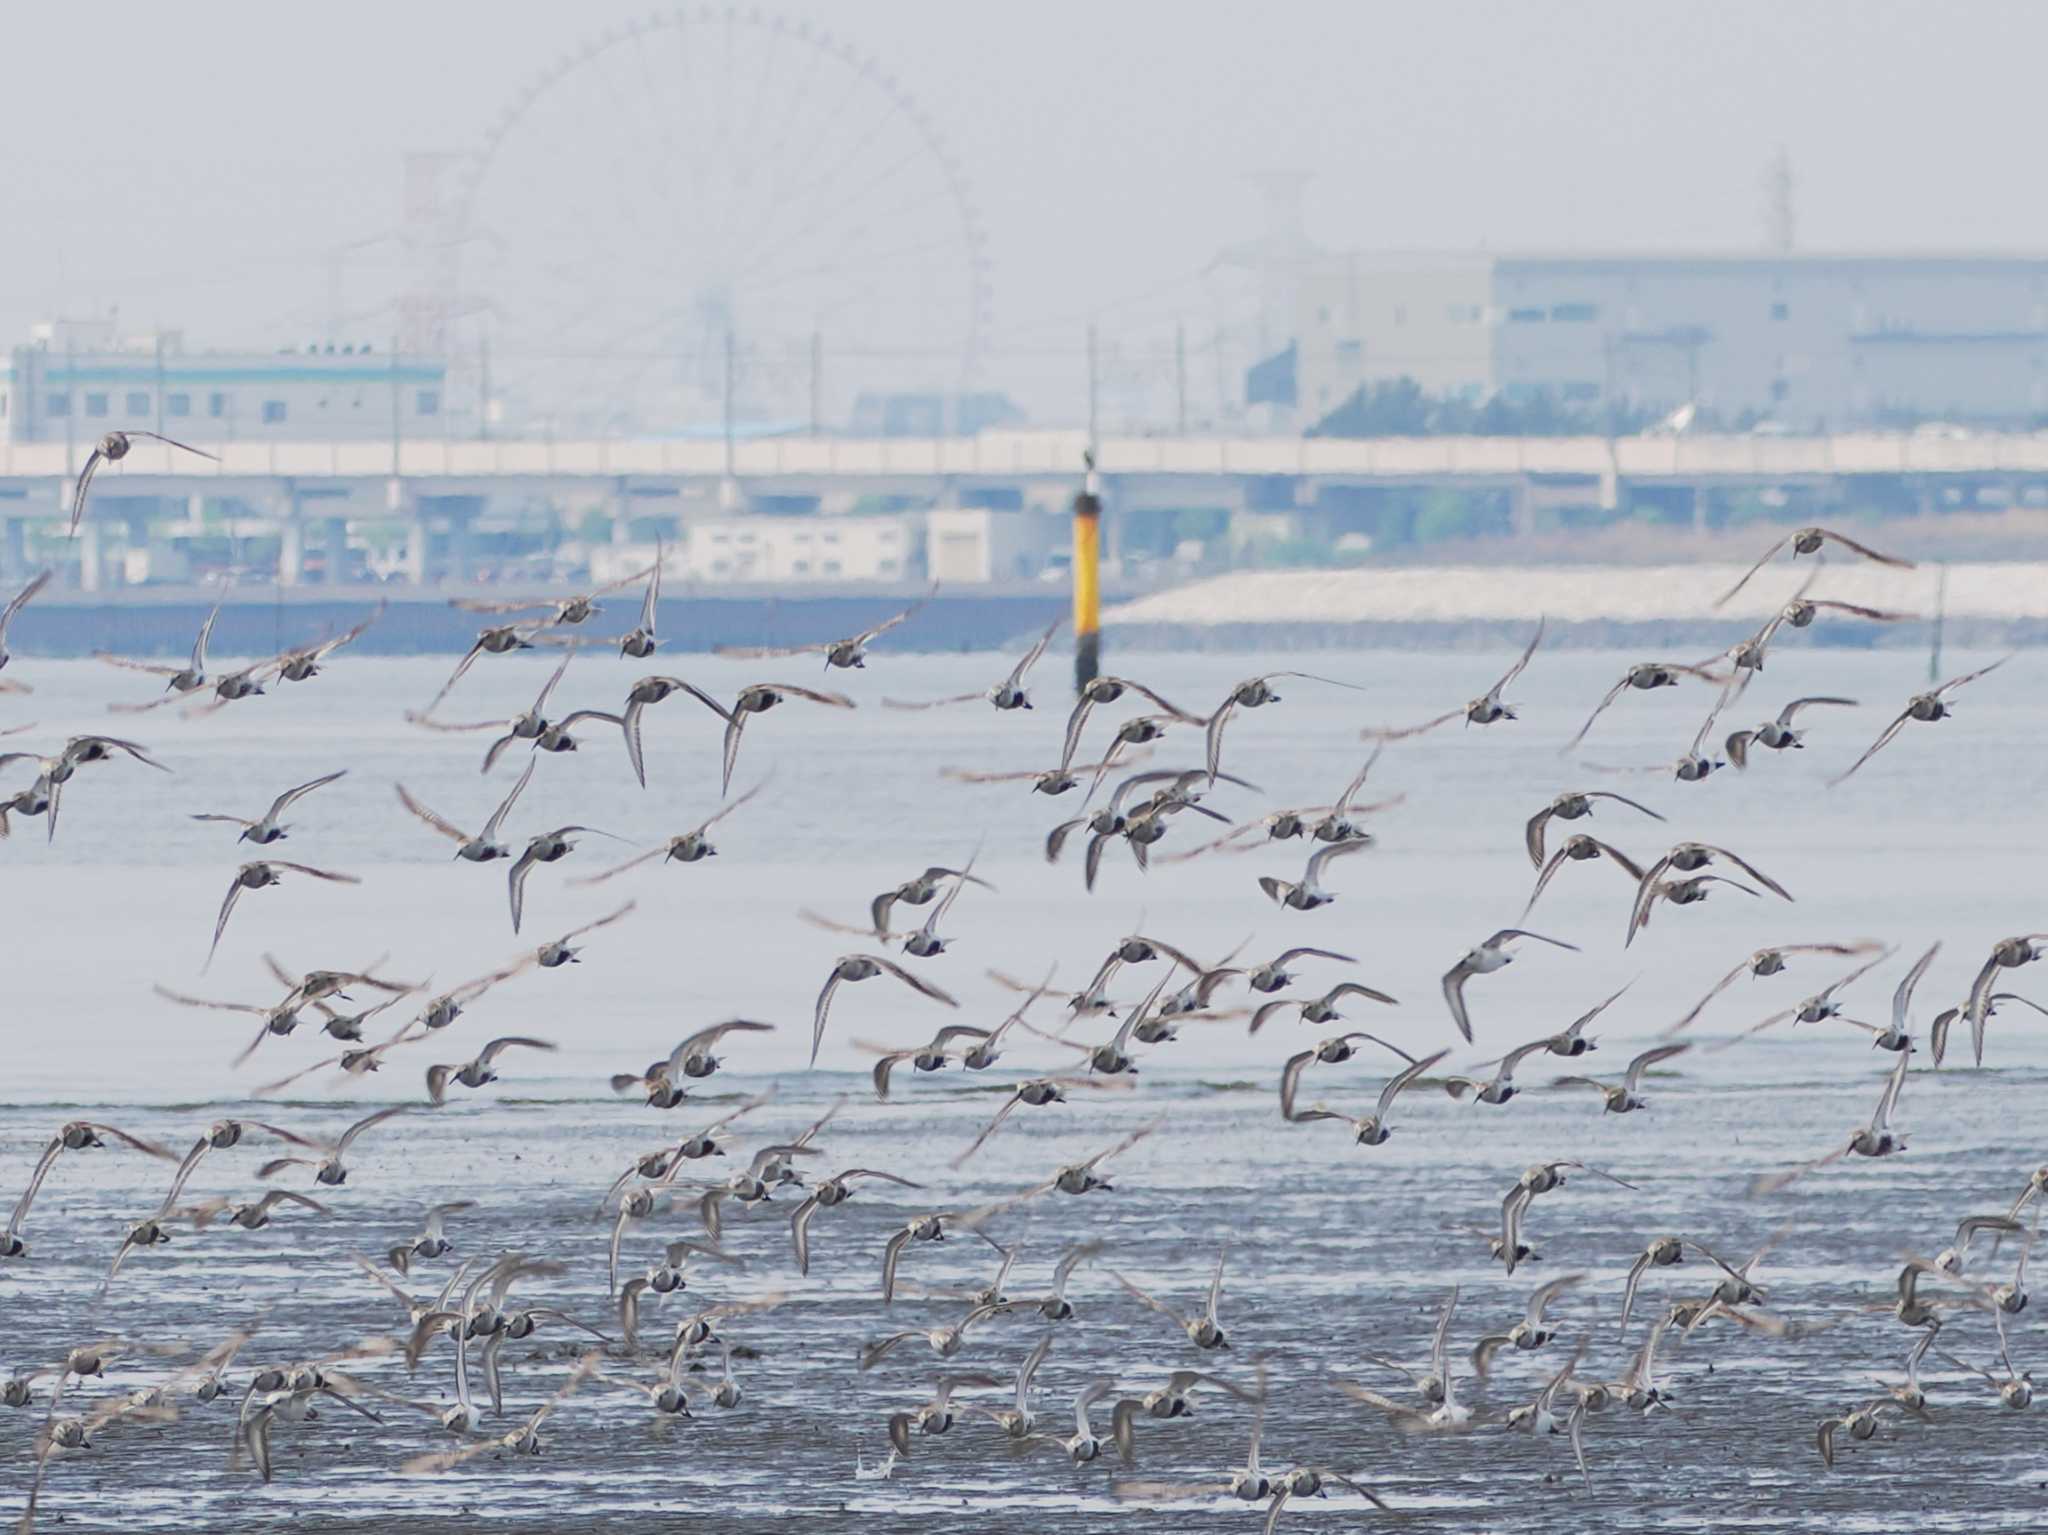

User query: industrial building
[2,318,451,444]
[1273,253,2048,430]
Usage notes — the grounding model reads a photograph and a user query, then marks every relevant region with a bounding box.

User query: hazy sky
[7,1,2044,417]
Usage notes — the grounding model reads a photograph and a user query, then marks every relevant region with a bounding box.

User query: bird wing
[395,784,471,845]
[1713,534,1793,608]
[1522,804,1556,869]
[268,769,347,822]
[1303,837,1370,884]
[1779,695,1858,726]
[336,1104,411,1155]
[507,847,539,933]
[1561,674,1633,754]
[68,446,109,535]
[207,876,248,969]
[1378,1049,1448,1119]
[871,954,959,1007]
[1829,706,1915,787]
[1816,527,1914,567]
[1441,964,1475,1043]
[1623,1042,1690,1094]
[482,759,537,844]
[1494,617,1546,693]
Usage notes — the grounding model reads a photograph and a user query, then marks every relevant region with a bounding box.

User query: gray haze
[8,1,2047,417]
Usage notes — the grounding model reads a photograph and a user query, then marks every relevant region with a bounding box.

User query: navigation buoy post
[1073,451,1102,691]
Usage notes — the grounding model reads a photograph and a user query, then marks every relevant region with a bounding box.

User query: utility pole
[722,331,737,481]
[1175,322,1188,435]
[809,330,822,437]
[1072,449,1102,693]
[1087,323,1100,448]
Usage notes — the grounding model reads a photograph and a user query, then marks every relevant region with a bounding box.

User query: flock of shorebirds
[2,499,2046,1530]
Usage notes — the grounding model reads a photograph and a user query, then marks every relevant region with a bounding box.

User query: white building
[678,513,923,583]
[1282,254,2048,429]
[2,318,451,444]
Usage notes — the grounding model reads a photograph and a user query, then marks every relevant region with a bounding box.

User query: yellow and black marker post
[1073,452,1102,691]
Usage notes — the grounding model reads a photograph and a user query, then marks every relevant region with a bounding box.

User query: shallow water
[2,642,2046,1530]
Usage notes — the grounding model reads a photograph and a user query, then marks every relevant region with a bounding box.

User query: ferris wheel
[451,6,993,436]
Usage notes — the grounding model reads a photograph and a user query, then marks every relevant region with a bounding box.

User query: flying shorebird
[1553,1042,1692,1114]
[1963,933,2048,1062]
[425,1036,557,1104]
[532,901,636,968]
[1366,620,1546,740]
[273,606,382,685]
[1442,929,1580,1042]
[811,954,958,1066]
[387,1201,478,1276]
[0,569,51,682]
[256,1105,412,1187]
[1287,1047,1447,1143]
[1725,696,1859,768]
[1257,838,1371,911]
[684,680,855,796]
[4,1122,178,1259]
[189,769,347,845]
[424,621,554,712]
[1837,942,1942,1053]
[616,547,665,658]
[395,759,535,863]
[938,745,1157,798]
[1714,524,1916,608]
[207,861,361,970]
[1665,940,1885,1035]
[870,861,996,941]
[1057,673,1205,773]
[1523,788,1664,868]
[507,824,619,933]
[610,673,723,786]
[1471,1273,1585,1377]
[1831,656,2012,786]
[406,650,573,773]
[1115,1247,1233,1351]
[1626,841,1792,944]
[453,567,651,627]
[716,588,932,670]
[1202,668,1364,779]
[1752,1046,1913,1195]
[1246,945,1357,994]
[96,600,222,699]
[1249,980,1397,1035]
[69,430,220,535]
[1717,948,1892,1049]
[884,619,1061,713]
[788,1168,925,1276]
[1562,660,1726,754]
[1523,832,1645,916]
[1443,1035,1555,1106]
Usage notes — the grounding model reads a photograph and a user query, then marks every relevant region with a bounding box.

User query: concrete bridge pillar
[319,516,348,583]
[400,517,428,586]
[76,523,102,593]
[278,520,304,587]
[2,517,25,579]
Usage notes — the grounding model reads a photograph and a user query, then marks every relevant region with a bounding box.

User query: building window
[791,560,810,574]
[46,392,70,417]
[1507,307,1546,323]
[823,560,842,575]
[167,393,191,417]
[208,392,228,418]
[1550,303,1599,323]
[0,392,7,419]
[1393,306,1407,326]
[1771,302,1789,322]
[126,391,149,415]
[85,392,109,417]
[1770,378,1789,401]
[1337,339,1363,363]
[1445,305,1482,324]
[416,389,440,415]
[261,400,287,424]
